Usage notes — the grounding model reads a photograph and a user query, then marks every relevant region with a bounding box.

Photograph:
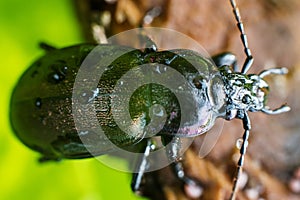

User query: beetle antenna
[230,111,251,200]
[258,67,288,78]
[229,0,253,74]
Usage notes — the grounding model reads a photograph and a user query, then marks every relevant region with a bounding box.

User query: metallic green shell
[10,44,226,160]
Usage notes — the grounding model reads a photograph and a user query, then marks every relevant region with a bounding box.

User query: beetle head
[223,67,290,120]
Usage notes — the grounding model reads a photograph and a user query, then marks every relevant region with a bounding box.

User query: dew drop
[98,108,108,112]
[155,65,161,74]
[35,98,42,108]
[236,138,243,149]
[79,131,89,136]
[184,182,203,199]
[151,104,164,117]
[165,55,178,65]
[289,178,300,193]
[53,74,60,80]
[48,72,64,83]
[88,88,99,102]
[79,89,99,104]
[150,144,156,150]
[47,60,68,84]
[238,172,248,189]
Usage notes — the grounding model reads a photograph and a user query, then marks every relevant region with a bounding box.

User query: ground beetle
[10,0,290,199]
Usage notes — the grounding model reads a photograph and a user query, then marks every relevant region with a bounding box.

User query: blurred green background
[0,0,146,199]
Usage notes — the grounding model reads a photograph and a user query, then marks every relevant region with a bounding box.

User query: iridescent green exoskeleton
[10,43,225,160]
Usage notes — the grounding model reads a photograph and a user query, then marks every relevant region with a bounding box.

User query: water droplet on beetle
[79,131,89,136]
[35,98,42,108]
[78,89,99,104]
[236,138,243,149]
[88,88,99,103]
[47,60,68,84]
[152,105,164,117]
[184,181,203,199]
[236,138,248,149]
[155,65,161,74]
[98,108,108,112]
[165,55,178,65]
[53,74,60,80]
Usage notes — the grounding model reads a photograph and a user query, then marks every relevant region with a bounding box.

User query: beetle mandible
[10,0,290,199]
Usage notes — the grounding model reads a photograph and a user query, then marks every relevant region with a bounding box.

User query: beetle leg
[162,136,203,197]
[261,105,290,115]
[39,42,57,51]
[131,139,154,194]
[171,160,203,197]
[38,156,61,163]
[136,27,157,53]
[230,110,251,200]
[212,52,238,72]
[137,7,161,52]
[138,32,158,53]
[141,7,162,27]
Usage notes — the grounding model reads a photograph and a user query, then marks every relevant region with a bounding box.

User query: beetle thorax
[221,68,269,120]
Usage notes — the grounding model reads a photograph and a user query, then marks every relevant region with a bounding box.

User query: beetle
[10,0,290,199]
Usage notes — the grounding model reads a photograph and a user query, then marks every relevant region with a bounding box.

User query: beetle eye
[242,94,251,104]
